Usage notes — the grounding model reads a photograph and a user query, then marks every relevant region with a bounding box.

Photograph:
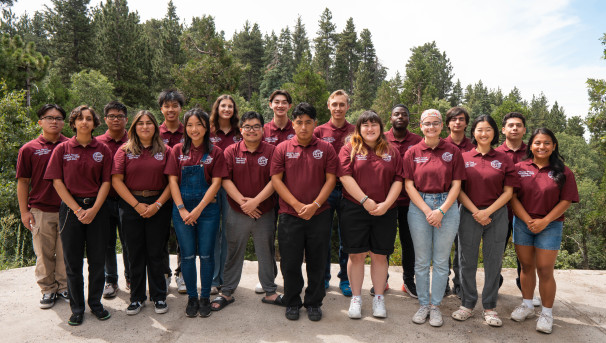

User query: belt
[131,190,161,197]
[74,197,96,205]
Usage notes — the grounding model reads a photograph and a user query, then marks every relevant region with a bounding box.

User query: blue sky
[10,0,606,119]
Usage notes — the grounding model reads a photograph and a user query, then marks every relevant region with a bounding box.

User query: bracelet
[360,196,369,205]
[133,202,140,209]
[438,208,446,216]
[75,207,83,213]
[155,201,162,208]
[313,201,321,208]
[177,204,185,210]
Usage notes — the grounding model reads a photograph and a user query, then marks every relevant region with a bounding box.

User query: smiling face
[185,115,207,146]
[161,100,182,123]
[38,108,65,135]
[240,118,263,144]
[293,114,316,142]
[104,108,127,132]
[328,95,349,121]
[135,114,155,143]
[75,109,95,136]
[218,98,234,120]
[473,120,495,147]
[421,117,443,139]
[530,133,555,160]
[391,106,409,130]
[269,95,292,118]
[360,120,381,145]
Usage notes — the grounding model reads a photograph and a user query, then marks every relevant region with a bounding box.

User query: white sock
[376,294,384,300]
[523,299,534,309]
[352,295,362,302]
[542,306,553,317]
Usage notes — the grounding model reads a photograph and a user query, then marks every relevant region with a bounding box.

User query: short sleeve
[164,144,181,176]
[325,143,338,175]
[101,145,113,183]
[337,144,353,177]
[560,166,579,203]
[15,146,32,179]
[43,144,65,180]
[270,142,286,176]
[392,147,404,182]
[403,149,414,180]
[503,155,519,188]
[224,145,235,180]
[451,149,466,181]
[208,146,228,179]
[112,148,126,175]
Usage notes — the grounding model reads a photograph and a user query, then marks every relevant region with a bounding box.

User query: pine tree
[332,17,359,93]
[232,21,264,100]
[565,116,585,137]
[292,15,311,69]
[283,57,330,123]
[312,8,336,86]
[277,27,295,83]
[402,41,453,106]
[547,101,567,133]
[371,73,403,125]
[352,29,384,109]
[449,79,463,106]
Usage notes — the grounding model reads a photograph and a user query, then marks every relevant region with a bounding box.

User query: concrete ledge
[1,255,605,342]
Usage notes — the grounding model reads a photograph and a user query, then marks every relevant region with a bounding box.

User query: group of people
[17,88,578,335]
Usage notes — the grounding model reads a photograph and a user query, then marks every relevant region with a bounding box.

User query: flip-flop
[261,294,285,306]
[210,295,234,311]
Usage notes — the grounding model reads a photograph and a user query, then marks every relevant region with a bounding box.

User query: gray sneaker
[102,283,118,298]
[429,306,443,327]
[40,293,56,309]
[412,305,431,324]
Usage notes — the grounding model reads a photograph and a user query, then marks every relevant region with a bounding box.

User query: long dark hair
[210,94,240,138]
[526,128,566,188]
[182,108,212,155]
[122,111,165,156]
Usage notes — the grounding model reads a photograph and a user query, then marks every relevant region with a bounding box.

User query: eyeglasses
[421,121,442,128]
[106,115,127,120]
[242,125,262,132]
[40,116,64,122]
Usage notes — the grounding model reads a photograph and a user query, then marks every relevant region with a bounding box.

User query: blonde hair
[350,110,389,160]
[327,89,350,104]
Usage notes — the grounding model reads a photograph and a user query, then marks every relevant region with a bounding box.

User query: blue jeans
[324,186,348,282]
[212,187,228,287]
[408,192,460,306]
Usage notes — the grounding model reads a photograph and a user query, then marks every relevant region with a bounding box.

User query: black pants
[398,206,415,282]
[104,197,130,284]
[60,199,109,315]
[278,211,330,308]
[120,197,171,303]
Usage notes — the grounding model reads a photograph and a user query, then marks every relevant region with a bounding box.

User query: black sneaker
[91,308,111,321]
[403,280,418,299]
[285,306,300,320]
[57,290,70,302]
[199,297,211,317]
[126,301,145,315]
[307,306,322,321]
[68,313,83,326]
[40,293,56,309]
[498,274,504,289]
[453,284,462,299]
[185,297,199,318]
[154,300,168,314]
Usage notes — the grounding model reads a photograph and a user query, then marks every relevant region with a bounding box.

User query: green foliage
[312,8,336,85]
[402,41,453,106]
[282,58,330,123]
[232,21,264,100]
[67,69,114,114]
[292,15,311,70]
[371,74,403,126]
[0,214,35,270]
[565,115,585,137]
[332,17,359,93]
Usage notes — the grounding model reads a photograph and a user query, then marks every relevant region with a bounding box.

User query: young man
[17,104,69,309]
[263,90,295,146]
[97,101,130,298]
[211,111,283,311]
[158,89,186,294]
[271,103,338,321]
[384,104,423,298]
[313,89,355,296]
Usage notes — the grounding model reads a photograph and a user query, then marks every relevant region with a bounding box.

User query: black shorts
[339,198,397,255]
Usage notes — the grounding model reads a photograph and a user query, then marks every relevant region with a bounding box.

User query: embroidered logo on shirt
[322,137,335,143]
[210,137,221,143]
[414,156,429,164]
[63,154,80,161]
[235,157,246,165]
[548,171,555,180]
[178,155,190,161]
[258,156,268,166]
[162,138,169,145]
[382,154,392,162]
[442,152,453,162]
[491,160,502,169]
[233,136,242,143]
[202,156,213,165]
[92,152,104,162]
[313,149,323,159]
[34,148,51,156]
[356,154,367,161]
[179,138,184,143]
[407,145,415,150]
[154,153,164,161]
[127,153,140,160]
[518,170,534,177]
[286,134,295,140]
[465,161,477,168]
[265,136,278,143]
[286,152,300,159]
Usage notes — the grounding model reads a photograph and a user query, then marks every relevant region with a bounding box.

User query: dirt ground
[1,256,605,343]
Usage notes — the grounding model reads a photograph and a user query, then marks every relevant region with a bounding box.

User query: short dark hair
[103,100,127,116]
[502,112,526,127]
[445,107,470,126]
[37,104,66,119]
[470,115,499,146]
[69,105,101,132]
[240,111,264,127]
[269,89,292,104]
[292,102,316,120]
[391,104,410,114]
[158,89,185,108]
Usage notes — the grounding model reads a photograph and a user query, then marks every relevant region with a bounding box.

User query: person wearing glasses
[44,105,113,326]
[404,109,465,327]
[17,104,69,309]
[97,101,131,299]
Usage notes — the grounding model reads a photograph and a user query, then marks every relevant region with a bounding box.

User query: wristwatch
[177,204,185,210]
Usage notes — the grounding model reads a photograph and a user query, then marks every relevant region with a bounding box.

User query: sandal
[210,295,234,311]
[261,294,285,306]
[483,310,502,327]
[451,306,473,321]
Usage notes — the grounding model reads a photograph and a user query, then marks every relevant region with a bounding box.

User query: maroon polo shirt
[159,122,184,148]
[403,139,466,193]
[313,120,355,154]
[445,135,475,152]
[270,135,338,216]
[224,141,276,214]
[495,141,528,164]
[385,128,423,206]
[338,143,403,208]
[112,146,171,191]
[16,134,69,212]
[97,130,128,198]
[44,136,113,198]
[263,119,295,146]
[462,149,519,207]
[514,160,579,221]
[210,128,242,151]
[164,143,228,185]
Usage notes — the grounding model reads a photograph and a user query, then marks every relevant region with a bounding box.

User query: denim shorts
[512,216,563,250]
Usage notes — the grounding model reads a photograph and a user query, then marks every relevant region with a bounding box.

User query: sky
[10,0,606,118]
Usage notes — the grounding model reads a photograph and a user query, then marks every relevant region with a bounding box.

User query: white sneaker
[536,312,553,334]
[175,275,187,294]
[255,282,264,294]
[533,295,542,307]
[511,303,535,322]
[372,297,387,318]
[429,306,443,327]
[348,297,362,319]
[412,305,431,324]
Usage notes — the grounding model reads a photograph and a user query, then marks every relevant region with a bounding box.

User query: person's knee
[349,253,367,264]
[536,265,554,280]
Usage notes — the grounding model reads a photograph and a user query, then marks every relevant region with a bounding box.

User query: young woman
[338,111,403,319]
[44,105,113,326]
[509,128,578,334]
[451,115,517,327]
[209,94,242,294]
[112,111,172,315]
[164,108,227,318]
[403,109,465,327]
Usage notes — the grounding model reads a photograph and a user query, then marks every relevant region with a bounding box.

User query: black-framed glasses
[242,125,262,132]
[40,116,64,122]
[106,115,127,120]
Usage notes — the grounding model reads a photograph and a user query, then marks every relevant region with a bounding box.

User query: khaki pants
[31,208,67,294]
